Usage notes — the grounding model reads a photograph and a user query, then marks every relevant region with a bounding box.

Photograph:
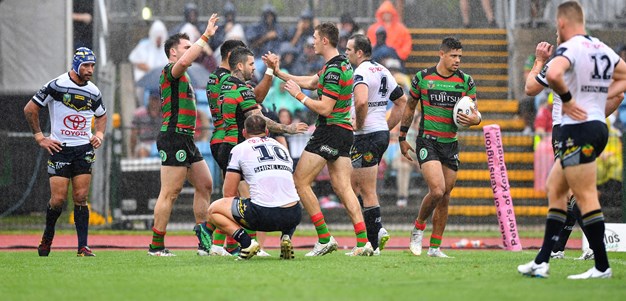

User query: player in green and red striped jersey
[149,14,219,257]
[273,22,373,256]
[399,37,482,258]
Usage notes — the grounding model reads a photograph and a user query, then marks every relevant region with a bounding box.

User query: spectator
[169,3,204,37]
[246,4,285,77]
[288,10,318,55]
[366,1,412,61]
[73,0,94,49]
[128,20,169,82]
[533,92,553,136]
[460,0,496,28]
[130,90,162,158]
[338,13,364,52]
[210,1,247,52]
[386,111,421,207]
[291,36,325,76]
[371,27,401,64]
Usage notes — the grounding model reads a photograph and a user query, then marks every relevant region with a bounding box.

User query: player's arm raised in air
[606,58,626,116]
[525,42,553,96]
[171,14,219,78]
[252,51,280,104]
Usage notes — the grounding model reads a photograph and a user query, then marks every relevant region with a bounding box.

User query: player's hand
[399,140,415,161]
[38,136,63,155]
[535,42,553,62]
[90,133,104,149]
[262,51,279,70]
[287,122,308,134]
[284,80,302,98]
[562,99,587,121]
[457,106,481,127]
[204,13,219,37]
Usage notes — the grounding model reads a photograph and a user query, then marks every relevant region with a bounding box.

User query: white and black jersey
[536,58,563,126]
[32,72,105,146]
[351,60,404,135]
[554,35,621,125]
[226,136,299,207]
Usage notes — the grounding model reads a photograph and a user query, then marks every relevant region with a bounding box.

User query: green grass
[1,249,624,301]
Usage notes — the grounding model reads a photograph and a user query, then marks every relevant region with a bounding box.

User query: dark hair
[349,34,372,57]
[164,33,190,58]
[315,22,339,48]
[244,114,267,135]
[220,40,246,61]
[440,37,462,52]
[228,47,254,70]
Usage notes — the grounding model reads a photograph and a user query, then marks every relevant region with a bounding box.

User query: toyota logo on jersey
[64,114,87,130]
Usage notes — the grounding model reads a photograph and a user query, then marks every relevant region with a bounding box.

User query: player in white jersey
[207,115,302,260]
[345,34,406,255]
[24,47,107,257]
[518,1,626,280]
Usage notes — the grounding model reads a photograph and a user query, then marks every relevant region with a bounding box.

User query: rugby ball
[453,96,475,129]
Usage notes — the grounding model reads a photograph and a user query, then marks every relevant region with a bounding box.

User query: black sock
[43,204,63,240]
[74,205,89,250]
[581,209,610,272]
[552,197,580,252]
[363,206,382,249]
[232,228,252,249]
[535,208,567,264]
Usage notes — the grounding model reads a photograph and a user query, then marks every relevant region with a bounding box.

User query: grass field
[1,248,624,301]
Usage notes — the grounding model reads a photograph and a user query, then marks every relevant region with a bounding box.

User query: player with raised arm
[518,1,626,279]
[148,14,219,257]
[274,22,374,256]
[345,34,407,255]
[399,37,481,257]
[25,47,107,257]
[207,115,302,260]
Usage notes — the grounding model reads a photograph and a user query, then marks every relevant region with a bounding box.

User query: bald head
[557,1,585,25]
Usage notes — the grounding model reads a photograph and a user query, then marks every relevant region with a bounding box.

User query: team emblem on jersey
[159,150,167,162]
[581,144,594,157]
[419,148,428,160]
[428,80,435,89]
[62,93,93,111]
[176,150,187,162]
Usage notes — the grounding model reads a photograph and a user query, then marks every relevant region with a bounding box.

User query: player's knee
[49,196,66,207]
[429,188,446,201]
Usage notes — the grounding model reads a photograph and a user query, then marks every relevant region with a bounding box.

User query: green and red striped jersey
[410,66,477,142]
[206,67,231,145]
[221,76,259,145]
[159,63,197,136]
[315,55,353,130]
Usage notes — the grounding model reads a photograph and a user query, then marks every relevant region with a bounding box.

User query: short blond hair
[557,1,585,25]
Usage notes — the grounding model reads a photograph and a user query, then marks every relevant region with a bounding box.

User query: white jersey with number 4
[32,72,105,146]
[351,60,399,135]
[227,136,299,207]
[555,35,620,125]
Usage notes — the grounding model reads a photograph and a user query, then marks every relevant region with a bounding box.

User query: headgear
[72,47,96,74]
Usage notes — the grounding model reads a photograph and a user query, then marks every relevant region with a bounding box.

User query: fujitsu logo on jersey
[429,91,461,107]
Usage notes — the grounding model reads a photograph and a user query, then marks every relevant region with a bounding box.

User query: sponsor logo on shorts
[419,148,428,160]
[176,150,187,162]
[363,152,374,162]
[159,150,167,162]
[581,144,594,157]
[320,145,338,156]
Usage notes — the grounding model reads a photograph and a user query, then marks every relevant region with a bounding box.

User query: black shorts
[551,124,560,160]
[415,137,459,171]
[557,120,608,168]
[351,131,389,168]
[216,143,235,176]
[156,131,203,167]
[47,143,95,178]
[304,125,353,161]
[231,197,302,232]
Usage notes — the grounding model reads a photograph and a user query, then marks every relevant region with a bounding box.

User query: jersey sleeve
[320,67,342,100]
[239,86,259,114]
[385,71,402,101]
[554,43,575,67]
[92,91,107,117]
[226,144,243,174]
[409,71,422,100]
[33,80,55,107]
[352,68,367,90]
[535,60,551,88]
[465,74,477,101]
[164,63,177,81]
